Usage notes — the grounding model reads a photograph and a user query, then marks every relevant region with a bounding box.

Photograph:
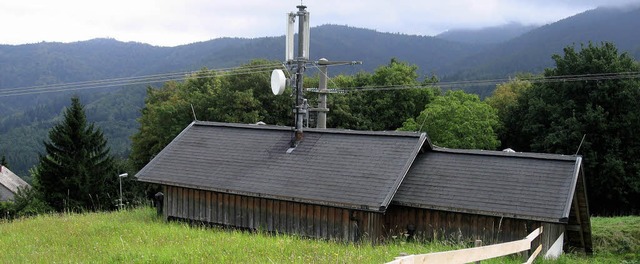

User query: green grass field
[0,207,638,263]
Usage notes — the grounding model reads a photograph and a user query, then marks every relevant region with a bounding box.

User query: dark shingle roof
[393,147,581,223]
[137,121,426,212]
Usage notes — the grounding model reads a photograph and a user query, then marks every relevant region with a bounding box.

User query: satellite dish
[270,69,286,95]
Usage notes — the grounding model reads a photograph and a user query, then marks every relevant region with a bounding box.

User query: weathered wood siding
[565,171,593,253]
[384,205,565,254]
[162,185,384,241]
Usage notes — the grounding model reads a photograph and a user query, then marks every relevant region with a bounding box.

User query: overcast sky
[1,0,638,47]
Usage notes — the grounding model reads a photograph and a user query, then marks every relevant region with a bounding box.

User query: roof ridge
[193,120,423,137]
[138,121,427,211]
[380,133,428,211]
[431,147,579,161]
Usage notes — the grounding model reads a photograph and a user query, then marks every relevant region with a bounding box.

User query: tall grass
[2,208,637,263]
[535,216,640,264]
[0,208,475,263]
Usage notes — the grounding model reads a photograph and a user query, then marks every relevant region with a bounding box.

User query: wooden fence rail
[387,226,543,264]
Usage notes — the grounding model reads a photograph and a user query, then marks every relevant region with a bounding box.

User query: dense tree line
[491,42,640,215]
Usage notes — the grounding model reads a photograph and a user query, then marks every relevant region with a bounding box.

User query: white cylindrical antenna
[316,58,329,129]
[302,12,310,60]
[286,13,296,62]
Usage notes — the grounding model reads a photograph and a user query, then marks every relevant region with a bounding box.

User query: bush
[10,187,52,218]
[0,201,14,219]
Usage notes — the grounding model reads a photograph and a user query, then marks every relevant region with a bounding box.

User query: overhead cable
[0,63,284,97]
[1,67,638,97]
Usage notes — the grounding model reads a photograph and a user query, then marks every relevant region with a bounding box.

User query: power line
[0,63,284,97]
[1,65,638,97]
[305,71,640,93]
[1,63,281,92]
[0,60,358,97]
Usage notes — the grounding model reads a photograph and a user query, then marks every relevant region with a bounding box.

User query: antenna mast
[288,5,310,146]
[275,5,361,137]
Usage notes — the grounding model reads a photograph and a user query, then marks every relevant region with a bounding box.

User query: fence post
[474,240,482,264]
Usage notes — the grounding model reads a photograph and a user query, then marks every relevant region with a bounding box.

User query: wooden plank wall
[565,170,592,253]
[163,185,383,242]
[384,205,564,254]
[538,222,565,254]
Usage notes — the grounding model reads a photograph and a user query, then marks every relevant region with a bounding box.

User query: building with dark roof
[390,147,591,257]
[0,166,31,202]
[136,121,591,256]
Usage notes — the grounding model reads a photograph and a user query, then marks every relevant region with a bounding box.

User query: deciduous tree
[503,42,640,215]
[321,59,439,130]
[400,90,500,149]
[131,62,284,170]
[485,77,533,148]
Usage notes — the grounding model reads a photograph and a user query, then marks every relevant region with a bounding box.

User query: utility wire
[0,61,360,97]
[305,71,640,93]
[0,63,283,93]
[1,69,278,97]
[0,63,284,97]
[1,65,638,97]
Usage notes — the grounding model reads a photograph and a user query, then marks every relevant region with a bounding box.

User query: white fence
[387,226,543,264]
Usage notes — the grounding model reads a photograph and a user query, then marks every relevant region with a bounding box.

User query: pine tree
[35,96,117,211]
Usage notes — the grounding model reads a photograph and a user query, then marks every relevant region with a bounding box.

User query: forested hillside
[436,22,538,44]
[1,5,639,178]
[443,6,640,81]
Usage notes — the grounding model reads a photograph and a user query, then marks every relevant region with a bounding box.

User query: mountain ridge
[442,6,640,81]
[436,22,539,44]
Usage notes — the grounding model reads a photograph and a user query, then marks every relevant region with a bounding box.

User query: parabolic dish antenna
[270,69,286,95]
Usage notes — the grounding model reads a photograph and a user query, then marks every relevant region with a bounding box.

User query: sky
[1,0,638,47]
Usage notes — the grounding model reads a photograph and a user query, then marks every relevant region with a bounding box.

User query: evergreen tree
[35,96,117,211]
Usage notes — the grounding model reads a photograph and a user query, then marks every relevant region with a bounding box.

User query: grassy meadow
[0,207,638,263]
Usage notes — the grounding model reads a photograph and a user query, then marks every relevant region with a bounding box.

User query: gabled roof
[137,121,426,212]
[393,147,583,223]
[0,166,30,196]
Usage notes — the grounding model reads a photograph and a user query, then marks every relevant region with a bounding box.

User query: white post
[317,59,329,129]
[118,173,128,209]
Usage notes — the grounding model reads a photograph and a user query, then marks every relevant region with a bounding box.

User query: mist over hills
[1,5,639,177]
[443,6,640,82]
[436,22,539,44]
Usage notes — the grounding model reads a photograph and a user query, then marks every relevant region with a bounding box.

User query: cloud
[0,0,637,46]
